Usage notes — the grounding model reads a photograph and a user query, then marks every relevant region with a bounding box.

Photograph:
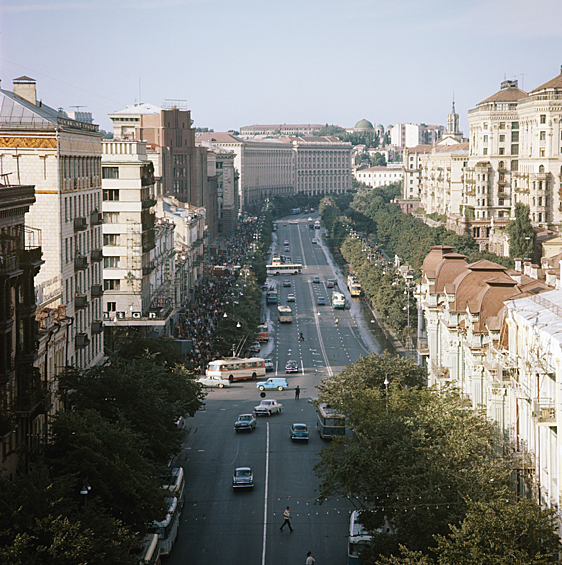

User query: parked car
[312,276,320,284]
[264,358,274,372]
[234,413,257,432]
[248,342,261,354]
[232,467,254,488]
[327,279,337,288]
[283,279,291,287]
[287,293,296,302]
[253,399,283,416]
[317,296,326,305]
[311,238,317,244]
[197,375,230,388]
[257,378,288,391]
[290,423,309,441]
[285,360,299,373]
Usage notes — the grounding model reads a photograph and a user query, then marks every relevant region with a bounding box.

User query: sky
[1,0,561,136]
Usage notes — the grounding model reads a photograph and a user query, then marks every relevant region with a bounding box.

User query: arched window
[539,164,545,173]
[498,161,504,169]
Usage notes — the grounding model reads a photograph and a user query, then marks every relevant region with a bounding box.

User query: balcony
[74,255,88,270]
[90,284,103,298]
[141,196,157,209]
[0,253,19,276]
[534,399,556,425]
[90,211,102,225]
[74,217,87,231]
[19,247,43,267]
[76,333,90,349]
[91,321,103,334]
[91,248,103,262]
[75,293,87,310]
[14,389,45,416]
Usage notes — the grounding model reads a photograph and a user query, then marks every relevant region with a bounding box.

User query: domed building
[353,119,374,132]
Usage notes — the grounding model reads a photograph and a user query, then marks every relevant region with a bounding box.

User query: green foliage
[506,203,535,261]
[314,383,515,558]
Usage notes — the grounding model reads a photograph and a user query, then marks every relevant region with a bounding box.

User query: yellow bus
[206,357,266,383]
[278,305,293,323]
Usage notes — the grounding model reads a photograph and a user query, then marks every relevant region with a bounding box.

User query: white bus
[347,275,362,297]
[206,357,266,383]
[278,305,293,323]
[332,291,346,309]
[267,263,303,276]
[138,533,161,565]
[151,497,180,557]
[162,467,185,511]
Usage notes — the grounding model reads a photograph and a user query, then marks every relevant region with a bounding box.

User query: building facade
[239,123,324,137]
[391,123,445,148]
[353,165,403,189]
[0,76,104,370]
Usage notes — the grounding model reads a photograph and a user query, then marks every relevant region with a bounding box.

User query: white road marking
[262,422,270,565]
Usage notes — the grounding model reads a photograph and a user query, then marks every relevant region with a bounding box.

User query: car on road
[288,220,298,224]
[283,279,291,287]
[264,358,274,372]
[308,217,312,222]
[257,377,288,391]
[317,296,326,305]
[287,293,296,302]
[311,238,317,244]
[232,467,254,488]
[285,360,299,373]
[197,375,230,388]
[283,241,289,246]
[325,231,330,238]
[234,414,257,432]
[327,279,337,288]
[312,276,320,284]
[253,399,283,416]
[248,342,261,354]
[290,423,309,441]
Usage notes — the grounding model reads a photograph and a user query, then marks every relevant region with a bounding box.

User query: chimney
[514,258,522,272]
[13,76,37,106]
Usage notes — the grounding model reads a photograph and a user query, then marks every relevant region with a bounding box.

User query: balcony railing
[19,247,43,267]
[91,321,103,334]
[90,284,103,298]
[75,293,87,309]
[74,255,88,270]
[74,217,87,231]
[90,211,102,225]
[76,333,90,349]
[0,253,19,275]
[91,248,103,262]
[14,389,45,415]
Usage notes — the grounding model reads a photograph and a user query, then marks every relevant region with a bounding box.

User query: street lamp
[384,374,389,415]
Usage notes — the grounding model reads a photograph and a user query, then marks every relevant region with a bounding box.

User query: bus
[206,357,266,383]
[332,291,346,309]
[278,305,293,323]
[266,263,303,276]
[290,207,301,215]
[348,510,393,564]
[317,403,345,439]
[257,323,269,342]
[139,533,161,565]
[266,286,278,304]
[150,497,180,556]
[162,467,185,511]
[347,275,362,297]
[314,220,321,229]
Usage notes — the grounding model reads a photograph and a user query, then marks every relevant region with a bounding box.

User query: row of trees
[0,338,205,564]
[314,354,560,563]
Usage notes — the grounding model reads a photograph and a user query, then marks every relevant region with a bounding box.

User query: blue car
[257,378,289,391]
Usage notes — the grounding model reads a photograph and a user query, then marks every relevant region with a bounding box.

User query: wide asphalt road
[165,215,384,565]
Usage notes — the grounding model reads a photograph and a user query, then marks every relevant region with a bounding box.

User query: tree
[506,203,535,261]
[314,385,514,558]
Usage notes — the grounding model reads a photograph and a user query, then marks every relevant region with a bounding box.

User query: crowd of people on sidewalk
[174,216,260,373]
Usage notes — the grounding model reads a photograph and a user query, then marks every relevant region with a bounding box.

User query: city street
[166,216,386,565]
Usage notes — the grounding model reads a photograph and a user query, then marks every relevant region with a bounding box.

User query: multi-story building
[353,165,403,189]
[391,123,445,148]
[108,101,214,237]
[239,123,325,137]
[0,178,44,479]
[101,139,178,350]
[205,147,238,236]
[403,144,433,199]
[0,76,104,370]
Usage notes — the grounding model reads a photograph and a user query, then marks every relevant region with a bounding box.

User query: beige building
[0,76,104,370]
[353,165,403,189]
[239,123,324,137]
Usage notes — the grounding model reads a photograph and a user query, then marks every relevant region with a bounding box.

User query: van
[257,378,289,391]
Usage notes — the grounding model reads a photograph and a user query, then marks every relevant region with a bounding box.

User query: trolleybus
[278,305,293,323]
[266,263,303,276]
[332,291,346,309]
[347,275,362,297]
[317,403,345,439]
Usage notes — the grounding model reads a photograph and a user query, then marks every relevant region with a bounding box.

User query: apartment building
[205,147,238,236]
[240,123,324,137]
[353,165,403,189]
[403,144,433,199]
[0,179,44,478]
[391,123,445,148]
[0,76,104,370]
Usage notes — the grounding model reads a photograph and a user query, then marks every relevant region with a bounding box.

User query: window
[511,131,519,143]
[540,148,545,157]
[511,160,518,172]
[102,166,119,179]
[104,279,121,291]
[499,147,505,155]
[483,135,488,143]
[104,256,120,268]
[483,123,488,130]
[540,131,546,141]
[173,155,186,164]
[103,234,119,246]
[103,189,119,201]
[499,135,505,142]
[511,122,519,130]
[511,145,519,155]
[540,114,546,124]
[107,302,116,312]
[483,148,488,155]
[103,212,119,223]
[499,122,505,129]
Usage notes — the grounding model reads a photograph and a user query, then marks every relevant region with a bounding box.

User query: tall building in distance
[0,76,104,370]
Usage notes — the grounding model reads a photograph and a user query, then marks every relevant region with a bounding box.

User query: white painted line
[262,422,270,565]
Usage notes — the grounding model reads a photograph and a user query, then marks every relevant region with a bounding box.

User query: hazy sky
[2,0,561,135]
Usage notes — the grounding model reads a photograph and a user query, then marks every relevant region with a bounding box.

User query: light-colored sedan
[197,375,230,388]
[253,399,283,416]
[287,294,296,302]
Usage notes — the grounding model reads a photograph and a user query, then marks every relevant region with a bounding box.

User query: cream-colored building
[239,123,324,137]
[0,76,104,370]
[353,165,403,188]
[403,144,433,199]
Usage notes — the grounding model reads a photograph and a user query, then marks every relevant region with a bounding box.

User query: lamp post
[525,236,531,261]
[384,374,389,415]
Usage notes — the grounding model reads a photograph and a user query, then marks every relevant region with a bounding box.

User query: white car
[197,375,230,388]
[253,399,283,416]
[311,238,317,244]
[287,294,296,302]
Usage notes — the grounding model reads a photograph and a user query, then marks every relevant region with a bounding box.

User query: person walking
[295,385,300,400]
[280,506,293,532]
[306,551,315,564]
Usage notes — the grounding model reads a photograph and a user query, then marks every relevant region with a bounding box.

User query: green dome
[354,119,374,131]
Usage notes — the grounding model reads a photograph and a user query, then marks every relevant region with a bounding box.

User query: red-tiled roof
[530,72,562,93]
[478,86,528,105]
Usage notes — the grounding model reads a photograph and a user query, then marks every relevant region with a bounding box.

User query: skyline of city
[2,0,561,134]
